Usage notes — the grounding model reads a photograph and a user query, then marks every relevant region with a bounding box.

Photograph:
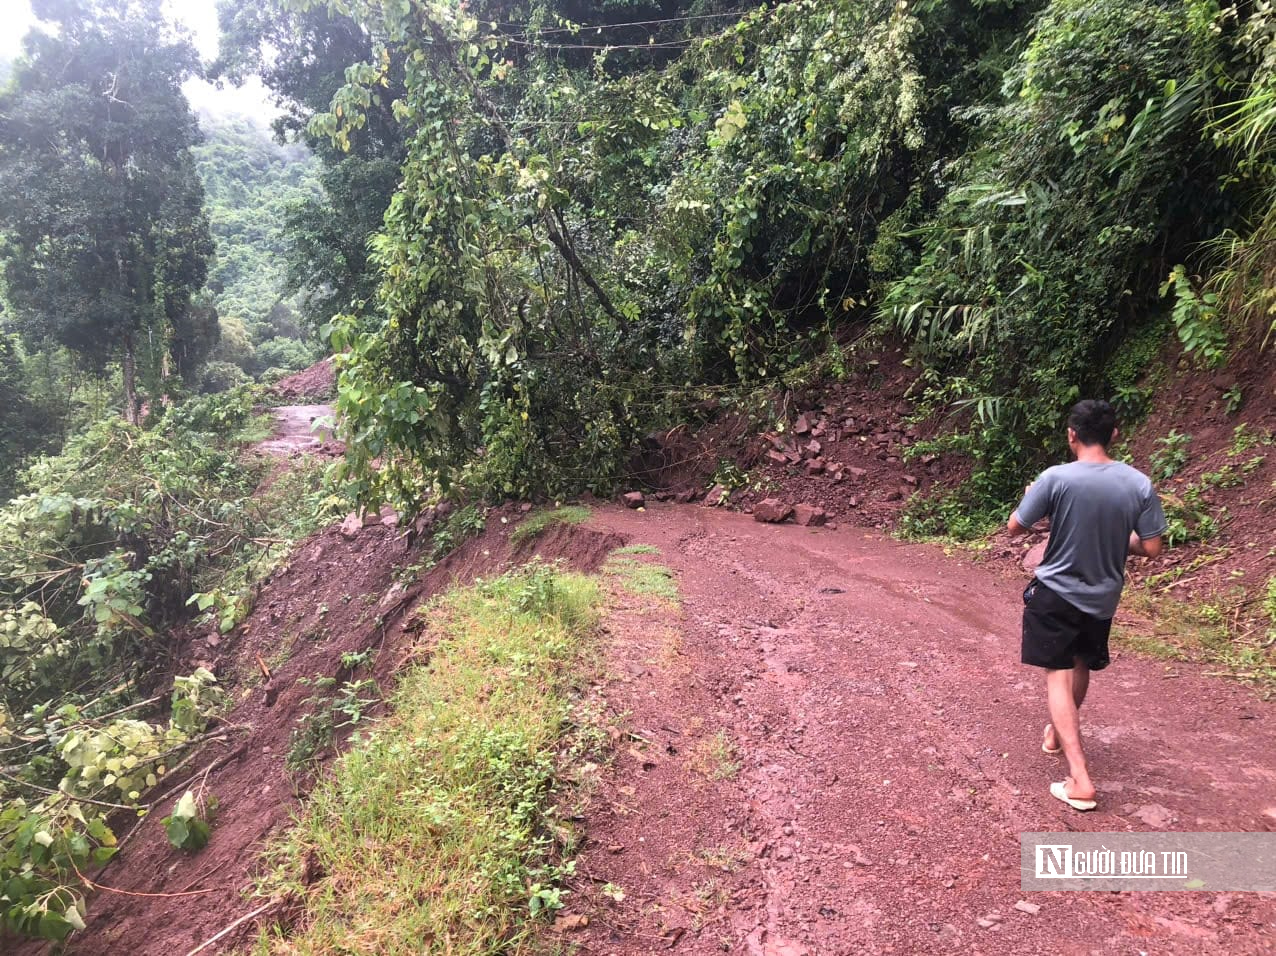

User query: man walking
[1008,399,1166,811]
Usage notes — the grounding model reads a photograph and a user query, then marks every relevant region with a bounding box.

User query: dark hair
[1068,399,1116,447]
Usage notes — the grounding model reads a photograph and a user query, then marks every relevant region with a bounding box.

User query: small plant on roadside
[689,731,740,781]
[287,677,381,772]
[162,789,217,852]
[709,458,749,495]
[1161,487,1221,548]
[1151,430,1192,481]
[1229,424,1271,457]
[1223,384,1244,415]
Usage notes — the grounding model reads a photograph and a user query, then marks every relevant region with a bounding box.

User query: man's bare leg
[1044,659,1089,752]
[1046,664,1095,799]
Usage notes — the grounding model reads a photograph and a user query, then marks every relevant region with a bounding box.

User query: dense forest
[193,114,323,388]
[1,0,1275,945]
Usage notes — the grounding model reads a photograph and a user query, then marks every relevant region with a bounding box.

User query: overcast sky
[0,0,279,122]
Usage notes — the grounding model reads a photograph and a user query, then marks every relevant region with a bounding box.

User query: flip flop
[1050,780,1096,812]
[1041,723,1062,755]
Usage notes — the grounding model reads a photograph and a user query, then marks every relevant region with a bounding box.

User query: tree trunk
[122,334,139,425]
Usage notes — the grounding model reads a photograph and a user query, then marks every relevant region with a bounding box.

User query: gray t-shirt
[1014,460,1167,620]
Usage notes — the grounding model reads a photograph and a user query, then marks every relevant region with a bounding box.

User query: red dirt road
[570,504,1276,955]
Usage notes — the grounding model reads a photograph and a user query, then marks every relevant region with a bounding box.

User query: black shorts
[1021,579,1112,671]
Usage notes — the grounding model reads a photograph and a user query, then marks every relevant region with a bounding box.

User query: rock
[1022,538,1049,572]
[766,432,789,451]
[885,490,903,502]
[977,913,1003,929]
[848,466,868,480]
[674,489,696,504]
[802,439,823,459]
[704,484,730,507]
[767,450,791,466]
[901,474,919,486]
[520,502,533,512]
[435,500,455,520]
[1132,803,1175,829]
[794,413,813,435]
[1014,900,1041,916]
[654,490,674,502]
[553,913,590,931]
[339,512,364,539]
[753,499,793,523]
[793,504,828,527]
[804,459,825,476]
[776,845,794,861]
[622,491,646,509]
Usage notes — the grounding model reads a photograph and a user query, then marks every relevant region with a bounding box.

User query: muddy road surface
[256,403,333,457]
[570,505,1276,955]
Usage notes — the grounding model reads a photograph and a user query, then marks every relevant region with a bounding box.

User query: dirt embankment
[36,509,624,956]
[271,357,336,403]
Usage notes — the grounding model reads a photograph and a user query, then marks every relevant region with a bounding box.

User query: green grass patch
[611,543,659,556]
[1118,587,1276,690]
[509,504,591,545]
[251,563,602,954]
[604,551,679,604]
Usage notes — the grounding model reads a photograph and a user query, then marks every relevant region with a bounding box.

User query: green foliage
[192,116,321,332]
[1161,485,1220,547]
[1160,266,1228,366]
[286,677,381,772]
[1151,429,1193,481]
[0,388,332,939]
[162,789,216,852]
[0,0,215,422]
[884,0,1226,503]
[0,668,220,940]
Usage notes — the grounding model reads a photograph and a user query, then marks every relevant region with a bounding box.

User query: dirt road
[255,403,333,457]
[571,505,1276,954]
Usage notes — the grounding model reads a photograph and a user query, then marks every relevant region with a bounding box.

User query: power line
[491,11,756,40]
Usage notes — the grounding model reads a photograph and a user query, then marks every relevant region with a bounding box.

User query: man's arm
[1128,531,1163,559]
[1008,474,1050,536]
[1007,502,1031,536]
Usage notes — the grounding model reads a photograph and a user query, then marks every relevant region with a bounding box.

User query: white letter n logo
[1036,844,1073,878]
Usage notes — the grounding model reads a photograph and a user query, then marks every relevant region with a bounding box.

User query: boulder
[1022,537,1049,572]
[704,484,729,507]
[339,512,363,539]
[793,504,828,527]
[622,491,646,509]
[753,499,793,523]
[804,459,825,476]
[847,466,868,480]
[767,450,790,466]
[793,413,813,435]
[802,439,822,460]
